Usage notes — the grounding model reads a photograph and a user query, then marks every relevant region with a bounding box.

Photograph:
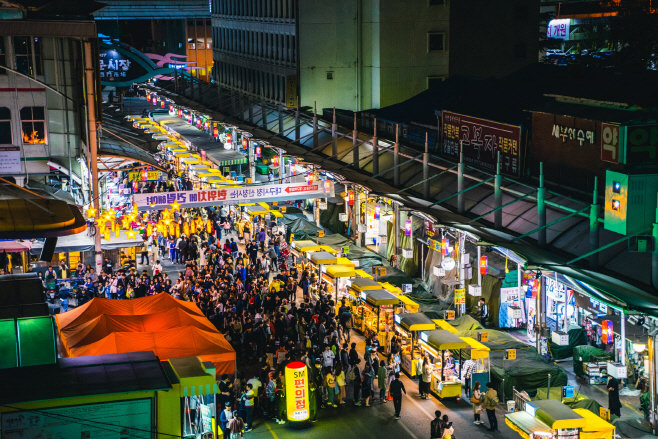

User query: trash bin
[507,400,515,412]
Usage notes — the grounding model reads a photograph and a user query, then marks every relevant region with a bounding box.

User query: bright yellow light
[86,207,96,218]
[170,201,181,211]
[285,361,310,422]
[126,230,137,240]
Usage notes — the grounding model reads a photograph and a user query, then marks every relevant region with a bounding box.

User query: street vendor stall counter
[418,329,468,400]
[394,313,436,376]
[459,336,490,394]
[322,264,356,302]
[357,289,401,346]
[348,277,392,329]
[505,399,586,439]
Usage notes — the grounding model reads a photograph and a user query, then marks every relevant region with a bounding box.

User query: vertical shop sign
[601,123,621,164]
[404,219,412,237]
[285,361,310,422]
[454,288,466,305]
[479,256,488,275]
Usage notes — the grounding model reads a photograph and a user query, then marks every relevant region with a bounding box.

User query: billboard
[442,111,522,176]
[133,181,335,210]
[1,398,152,439]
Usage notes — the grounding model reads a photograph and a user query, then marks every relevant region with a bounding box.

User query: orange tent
[55,294,235,375]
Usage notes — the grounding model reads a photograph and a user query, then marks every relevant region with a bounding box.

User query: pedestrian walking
[471,381,484,425]
[377,360,388,402]
[227,412,244,439]
[608,376,621,417]
[389,372,406,419]
[483,381,499,432]
[441,415,454,438]
[430,410,444,438]
[420,354,432,399]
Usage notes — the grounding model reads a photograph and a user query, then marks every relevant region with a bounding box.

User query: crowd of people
[38,200,502,439]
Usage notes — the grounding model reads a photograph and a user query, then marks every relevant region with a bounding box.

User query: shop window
[20,106,46,144]
[14,36,42,77]
[427,32,445,52]
[0,107,11,144]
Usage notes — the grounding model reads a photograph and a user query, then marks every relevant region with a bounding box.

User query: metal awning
[349,277,381,292]
[99,142,165,172]
[421,329,468,350]
[396,313,436,331]
[363,289,400,306]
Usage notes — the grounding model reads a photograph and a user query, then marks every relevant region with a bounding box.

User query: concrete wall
[299,0,450,112]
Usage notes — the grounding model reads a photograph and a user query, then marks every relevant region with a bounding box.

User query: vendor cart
[358,289,401,346]
[418,329,468,400]
[394,313,436,376]
[505,399,586,439]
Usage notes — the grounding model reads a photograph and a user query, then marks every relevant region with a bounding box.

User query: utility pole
[457,141,465,213]
[372,118,379,176]
[538,162,547,247]
[394,124,400,187]
[494,151,502,228]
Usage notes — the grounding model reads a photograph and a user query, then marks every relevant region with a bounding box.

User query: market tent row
[30,230,144,254]
[55,293,236,374]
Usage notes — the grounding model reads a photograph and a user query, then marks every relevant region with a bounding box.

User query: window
[427,76,446,89]
[0,108,11,144]
[14,36,42,77]
[0,38,5,75]
[20,106,46,144]
[326,71,333,80]
[427,32,445,51]
[429,0,445,4]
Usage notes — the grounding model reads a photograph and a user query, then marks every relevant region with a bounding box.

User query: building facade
[211,0,538,112]
[0,4,99,204]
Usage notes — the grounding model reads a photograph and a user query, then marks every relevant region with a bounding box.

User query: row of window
[212,27,296,65]
[0,107,46,145]
[211,0,296,19]
[0,36,42,77]
[216,63,286,103]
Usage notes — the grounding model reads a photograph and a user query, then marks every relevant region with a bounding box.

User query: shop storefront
[418,329,468,400]
[394,313,436,376]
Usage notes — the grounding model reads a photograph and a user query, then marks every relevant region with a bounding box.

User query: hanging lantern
[348,191,354,206]
[86,207,96,219]
[175,224,181,237]
[479,256,488,275]
[115,228,121,238]
[227,133,232,144]
[121,218,129,229]
[126,230,137,240]
[404,219,412,237]
[374,205,380,220]
[170,201,181,211]
[271,155,278,167]
[190,220,196,234]
[146,93,151,101]
[146,223,153,237]
[324,180,331,193]
[152,97,157,106]
[206,219,212,233]
[242,138,247,150]
[183,222,190,236]
[441,238,448,256]
[161,100,165,108]
[602,320,614,344]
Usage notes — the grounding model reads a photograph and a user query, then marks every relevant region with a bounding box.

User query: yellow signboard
[127,170,161,182]
[318,230,325,237]
[285,361,309,422]
[285,75,298,109]
[506,349,516,360]
[454,288,465,305]
[444,310,455,320]
[478,331,489,342]
[599,407,610,421]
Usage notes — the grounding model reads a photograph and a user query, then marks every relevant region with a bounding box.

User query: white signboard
[441,257,456,271]
[500,287,521,303]
[547,19,570,40]
[134,181,335,210]
[433,266,446,277]
[469,285,482,296]
[402,284,412,293]
[0,146,21,174]
[338,213,348,222]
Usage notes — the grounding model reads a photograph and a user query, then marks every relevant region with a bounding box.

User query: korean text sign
[442,111,522,176]
[285,361,310,421]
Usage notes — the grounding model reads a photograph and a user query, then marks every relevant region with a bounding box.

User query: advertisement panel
[442,111,522,176]
[127,170,162,182]
[1,398,152,439]
[134,181,335,210]
[546,19,571,40]
[285,361,310,422]
[0,146,21,174]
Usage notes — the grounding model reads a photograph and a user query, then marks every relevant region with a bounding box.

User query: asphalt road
[243,374,519,439]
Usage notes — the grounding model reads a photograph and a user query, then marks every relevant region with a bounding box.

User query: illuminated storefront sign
[285,361,310,422]
[479,256,488,275]
[546,19,570,40]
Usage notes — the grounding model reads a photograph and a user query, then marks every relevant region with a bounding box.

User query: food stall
[418,329,468,400]
[357,289,401,346]
[459,336,490,393]
[322,264,356,302]
[505,399,586,439]
[290,240,336,259]
[394,313,436,376]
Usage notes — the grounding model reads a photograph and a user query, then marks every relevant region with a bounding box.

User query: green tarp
[0,316,56,369]
[572,345,614,378]
[548,326,588,360]
[533,387,602,416]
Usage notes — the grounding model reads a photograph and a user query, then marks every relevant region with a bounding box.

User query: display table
[431,374,462,399]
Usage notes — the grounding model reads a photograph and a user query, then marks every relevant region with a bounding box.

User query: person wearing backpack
[483,381,499,432]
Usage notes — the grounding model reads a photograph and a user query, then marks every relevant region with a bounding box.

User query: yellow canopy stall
[396,294,419,313]
[432,319,458,334]
[418,330,468,399]
[395,312,436,376]
[573,408,615,439]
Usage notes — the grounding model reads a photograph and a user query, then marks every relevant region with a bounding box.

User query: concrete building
[211,0,538,112]
[0,1,100,204]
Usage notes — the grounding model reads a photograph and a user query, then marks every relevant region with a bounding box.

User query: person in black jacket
[389,373,406,419]
[430,410,444,438]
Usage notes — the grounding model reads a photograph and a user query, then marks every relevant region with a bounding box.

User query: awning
[98,142,165,172]
[349,277,381,292]
[311,252,355,266]
[204,149,247,167]
[0,240,32,253]
[0,316,57,369]
[0,198,87,239]
[291,240,323,252]
[354,269,373,279]
[168,357,218,397]
[380,282,402,295]
[531,399,586,430]
[505,411,551,439]
[573,408,615,439]
[30,230,144,254]
[396,313,435,331]
[364,289,400,306]
[421,329,468,350]
[432,319,458,334]
[459,336,490,359]
[325,265,356,278]
[396,294,420,313]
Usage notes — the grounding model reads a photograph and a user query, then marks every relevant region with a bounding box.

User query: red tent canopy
[56,293,235,375]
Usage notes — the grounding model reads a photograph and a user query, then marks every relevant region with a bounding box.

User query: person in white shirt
[322,345,335,368]
[152,260,163,276]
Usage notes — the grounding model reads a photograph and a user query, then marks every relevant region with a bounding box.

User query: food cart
[459,336,490,394]
[319,264,356,302]
[418,329,468,400]
[394,313,436,376]
[505,399,586,439]
[357,289,401,346]
[290,240,336,260]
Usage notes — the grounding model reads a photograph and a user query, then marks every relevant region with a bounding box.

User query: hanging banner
[127,170,162,182]
[134,181,335,210]
[455,288,466,305]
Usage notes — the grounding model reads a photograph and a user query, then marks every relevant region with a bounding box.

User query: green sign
[342,245,350,254]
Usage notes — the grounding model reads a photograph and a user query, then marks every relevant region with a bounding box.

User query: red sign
[602,320,613,344]
[348,191,354,206]
[479,256,488,275]
[442,111,522,176]
[285,184,319,193]
[242,138,248,150]
[601,123,620,164]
